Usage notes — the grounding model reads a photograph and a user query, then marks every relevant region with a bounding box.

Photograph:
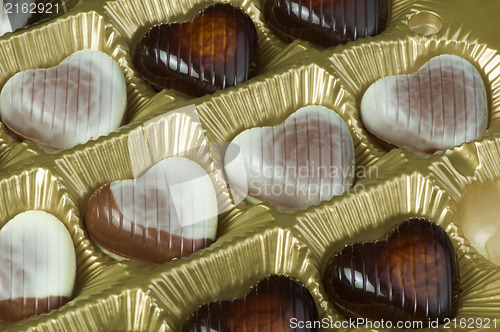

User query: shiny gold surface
[0,0,499,330]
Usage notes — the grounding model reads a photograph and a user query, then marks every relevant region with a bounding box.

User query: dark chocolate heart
[184,275,318,331]
[323,218,460,324]
[134,3,259,97]
[265,0,389,47]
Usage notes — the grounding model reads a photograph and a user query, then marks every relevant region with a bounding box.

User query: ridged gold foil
[292,172,500,329]
[426,137,500,265]
[144,219,329,331]
[6,289,169,332]
[0,167,134,330]
[0,9,153,146]
[0,0,499,330]
[327,35,500,158]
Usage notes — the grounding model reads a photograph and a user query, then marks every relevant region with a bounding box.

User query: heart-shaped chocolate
[323,218,460,324]
[0,211,76,323]
[85,157,218,264]
[1,0,41,37]
[0,49,127,149]
[184,275,318,331]
[134,3,259,97]
[224,105,355,210]
[264,0,389,47]
[361,54,488,153]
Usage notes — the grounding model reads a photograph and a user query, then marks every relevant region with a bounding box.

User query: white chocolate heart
[360,54,488,152]
[0,211,76,322]
[85,157,219,263]
[0,49,127,149]
[224,105,355,210]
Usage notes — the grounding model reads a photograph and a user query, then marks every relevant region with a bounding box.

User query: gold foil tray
[0,0,499,330]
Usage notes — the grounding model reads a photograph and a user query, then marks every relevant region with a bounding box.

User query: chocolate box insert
[0,0,499,330]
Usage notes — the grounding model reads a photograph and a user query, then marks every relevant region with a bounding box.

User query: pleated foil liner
[291,171,500,330]
[424,136,500,266]
[51,104,248,269]
[7,289,170,332]
[254,0,418,45]
[325,33,500,158]
[141,212,329,331]
[0,167,134,330]
[0,8,154,150]
[142,62,388,178]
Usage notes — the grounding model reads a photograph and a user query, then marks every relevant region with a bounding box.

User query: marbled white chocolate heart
[361,54,488,153]
[0,49,127,149]
[184,275,318,331]
[134,3,259,97]
[224,105,355,210]
[265,0,389,47]
[85,157,218,264]
[0,211,76,322]
[323,218,460,324]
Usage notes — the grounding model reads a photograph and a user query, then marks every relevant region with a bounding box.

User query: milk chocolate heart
[361,54,488,153]
[0,211,76,322]
[85,157,218,264]
[0,49,127,149]
[224,105,355,210]
[184,275,318,331]
[323,218,460,324]
[0,0,41,37]
[264,0,389,47]
[134,3,259,97]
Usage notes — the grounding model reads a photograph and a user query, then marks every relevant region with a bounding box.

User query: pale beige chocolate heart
[361,54,488,153]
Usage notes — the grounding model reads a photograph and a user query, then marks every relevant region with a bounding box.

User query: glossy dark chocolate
[184,275,318,331]
[265,0,389,47]
[323,218,460,324]
[134,3,259,97]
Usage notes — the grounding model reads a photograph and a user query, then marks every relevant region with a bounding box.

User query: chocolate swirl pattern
[0,211,76,323]
[0,49,127,149]
[133,3,259,97]
[224,105,355,210]
[361,54,488,153]
[184,275,318,332]
[264,0,389,47]
[323,218,460,324]
[85,157,218,264]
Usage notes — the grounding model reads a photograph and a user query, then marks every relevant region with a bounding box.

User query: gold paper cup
[326,35,500,159]
[425,136,500,266]
[0,9,153,150]
[143,222,329,331]
[102,0,319,123]
[292,171,500,328]
[0,167,133,329]
[52,104,249,269]
[6,288,169,332]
